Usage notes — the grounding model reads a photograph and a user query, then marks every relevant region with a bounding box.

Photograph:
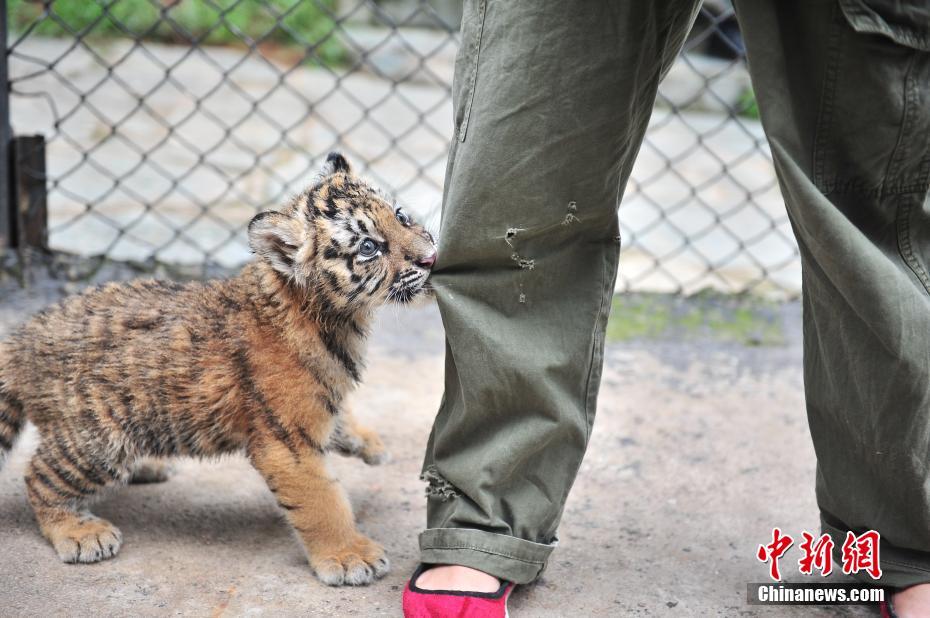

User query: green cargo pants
[423,0,930,588]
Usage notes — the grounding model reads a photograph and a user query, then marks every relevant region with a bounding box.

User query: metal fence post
[12,135,47,250]
[0,0,11,250]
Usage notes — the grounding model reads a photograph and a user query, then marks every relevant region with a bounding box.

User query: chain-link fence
[4,0,799,296]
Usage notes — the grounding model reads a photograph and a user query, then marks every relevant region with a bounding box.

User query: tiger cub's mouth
[388,267,433,304]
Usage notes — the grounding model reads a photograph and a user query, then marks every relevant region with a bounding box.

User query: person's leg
[735,0,930,598]
[420,0,702,586]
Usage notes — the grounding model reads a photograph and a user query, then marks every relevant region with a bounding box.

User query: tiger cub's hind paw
[359,432,390,466]
[330,422,391,466]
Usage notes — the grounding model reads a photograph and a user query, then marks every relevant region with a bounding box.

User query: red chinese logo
[756,527,794,581]
[841,530,882,579]
[757,528,881,581]
[798,532,834,576]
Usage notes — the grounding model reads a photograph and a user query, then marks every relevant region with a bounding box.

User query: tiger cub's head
[248,153,437,312]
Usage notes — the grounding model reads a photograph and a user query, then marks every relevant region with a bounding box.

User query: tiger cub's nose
[416,252,437,269]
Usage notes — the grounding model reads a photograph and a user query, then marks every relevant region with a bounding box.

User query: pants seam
[889,50,930,294]
[580,244,612,445]
[897,199,930,294]
[457,0,487,142]
[881,558,930,574]
[421,544,547,565]
[812,0,842,193]
[882,53,917,190]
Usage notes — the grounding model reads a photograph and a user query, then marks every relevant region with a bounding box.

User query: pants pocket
[839,0,930,51]
[838,1,930,295]
[812,1,930,196]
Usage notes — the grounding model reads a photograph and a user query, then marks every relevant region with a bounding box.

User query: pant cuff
[821,513,930,588]
[418,528,556,584]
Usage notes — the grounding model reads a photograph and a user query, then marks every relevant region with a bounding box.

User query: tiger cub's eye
[395,208,411,226]
[359,239,379,257]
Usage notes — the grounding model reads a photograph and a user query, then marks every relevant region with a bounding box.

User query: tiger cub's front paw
[48,515,123,564]
[310,534,390,586]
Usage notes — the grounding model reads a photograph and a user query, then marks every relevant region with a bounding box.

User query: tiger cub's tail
[0,380,24,471]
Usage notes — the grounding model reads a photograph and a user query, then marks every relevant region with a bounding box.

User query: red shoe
[880,592,898,618]
[402,565,514,618]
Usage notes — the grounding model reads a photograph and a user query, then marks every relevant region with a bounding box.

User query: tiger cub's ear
[248,210,308,276]
[322,151,352,176]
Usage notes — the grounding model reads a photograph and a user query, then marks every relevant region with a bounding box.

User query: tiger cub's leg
[249,430,389,586]
[328,408,389,465]
[129,457,173,484]
[24,436,126,563]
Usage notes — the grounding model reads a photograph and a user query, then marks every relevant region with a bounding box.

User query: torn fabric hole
[420,466,460,501]
[562,201,580,225]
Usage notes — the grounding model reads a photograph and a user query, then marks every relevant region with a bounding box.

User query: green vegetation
[606,291,785,346]
[8,0,345,65]
[737,87,760,120]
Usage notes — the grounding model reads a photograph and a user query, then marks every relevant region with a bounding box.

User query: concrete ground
[0,271,874,617]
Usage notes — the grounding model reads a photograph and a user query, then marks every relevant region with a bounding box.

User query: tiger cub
[0,153,436,586]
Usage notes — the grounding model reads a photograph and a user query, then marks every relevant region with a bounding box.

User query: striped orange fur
[0,153,436,585]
